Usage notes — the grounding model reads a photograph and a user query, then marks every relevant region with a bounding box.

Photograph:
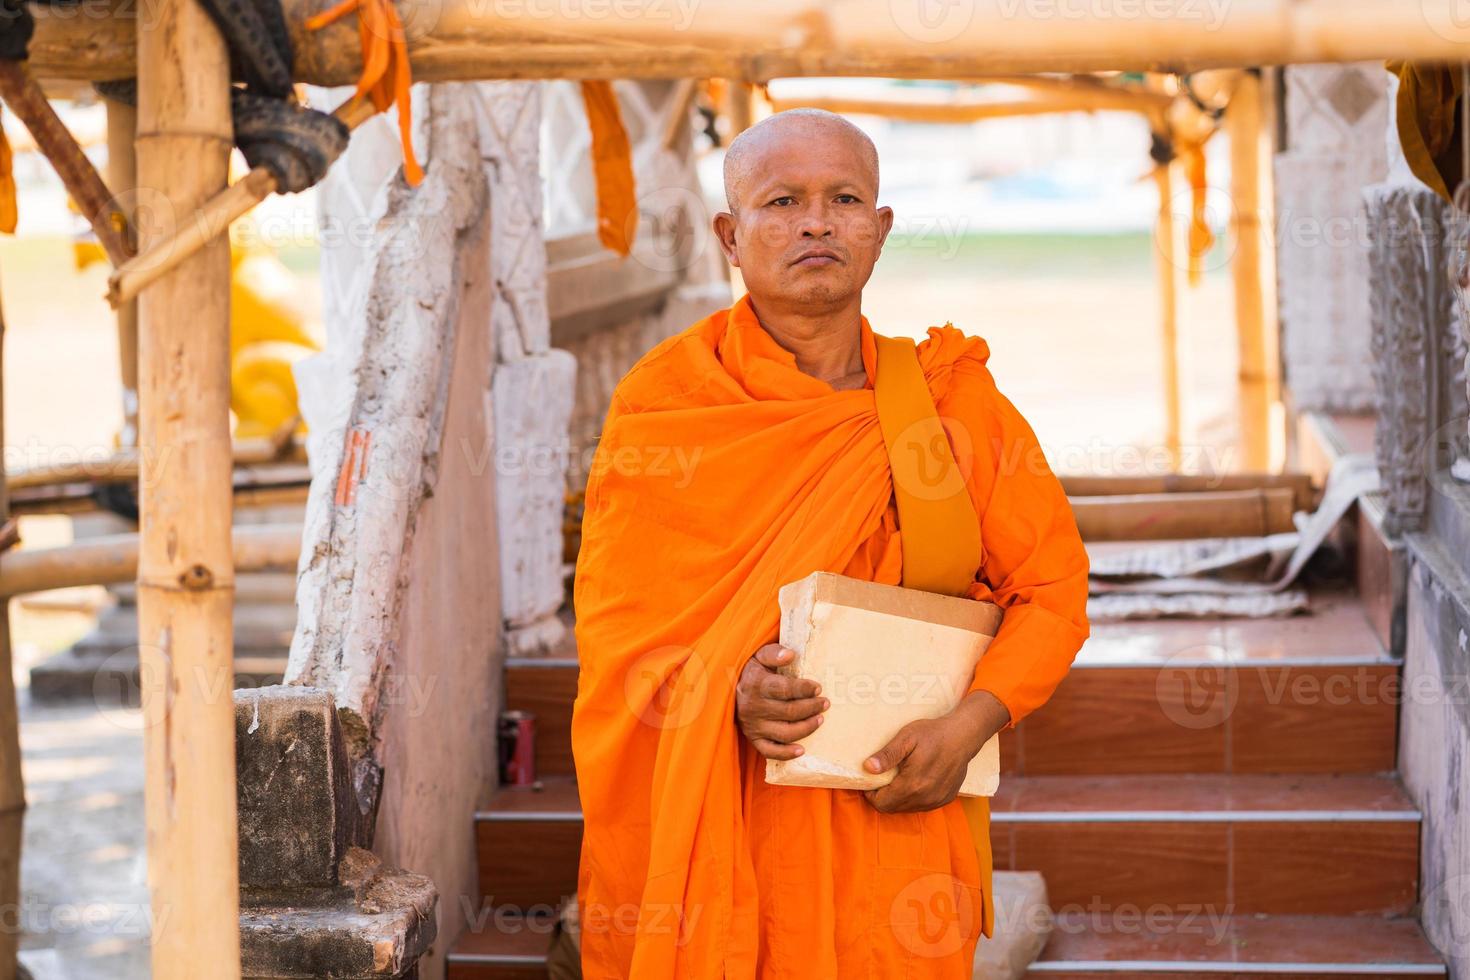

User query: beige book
[763,571,1004,797]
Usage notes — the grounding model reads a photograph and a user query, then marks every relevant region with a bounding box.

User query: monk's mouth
[793,252,841,267]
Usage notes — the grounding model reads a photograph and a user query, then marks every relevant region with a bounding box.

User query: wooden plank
[1070,487,1297,541]
[1061,472,1316,512]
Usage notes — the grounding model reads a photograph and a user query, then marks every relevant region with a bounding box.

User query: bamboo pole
[725,80,756,137]
[1153,151,1184,471]
[1227,70,1280,472]
[108,98,374,307]
[29,0,1470,85]
[660,78,699,152]
[767,89,1168,123]
[0,258,24,980]
[134,0,241,971]
[106,96,139,445]
[5,437,305,495]
[0,61,133,264]
[0,525,300,598]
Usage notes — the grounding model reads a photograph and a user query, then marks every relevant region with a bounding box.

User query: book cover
[764,571,1003,797]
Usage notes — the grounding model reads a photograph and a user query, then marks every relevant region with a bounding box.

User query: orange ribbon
[305,0,423,186]
[580,80,637,257]
[0,117,15,234]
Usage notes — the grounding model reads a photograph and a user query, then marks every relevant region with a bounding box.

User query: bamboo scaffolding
[106,95,140,445]
[1228,70,1281,471]
[726,80,756,137]
[0,524,300,597]
[0,258,22,980]
[134,0,241,972]
[0,61,133,265]
[108,98,375,307]
[767,89,1169,123]
[27,0,1470,86]
[4,436,306,493]
[1153,153,1184,470]
[660,78,699,152]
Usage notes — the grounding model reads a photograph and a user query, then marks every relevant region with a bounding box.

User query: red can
[498,710,536,787]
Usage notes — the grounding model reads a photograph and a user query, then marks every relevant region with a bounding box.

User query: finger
[757,671,822,702]
[864,779,913,814]
[752,695,828,723]
[753,644,796,670]
[865,725,918,775]
[748,713,824,745]
[751,737,805,761]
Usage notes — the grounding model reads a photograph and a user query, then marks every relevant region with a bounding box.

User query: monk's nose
[794,202,835,239]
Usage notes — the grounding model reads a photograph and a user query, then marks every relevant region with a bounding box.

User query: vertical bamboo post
[725,80,755,137]
[135,0,241,972]
[1228,69,1280,472]
[1153,156,1184,471]
[0,265,24,980]
[106,97,139,446]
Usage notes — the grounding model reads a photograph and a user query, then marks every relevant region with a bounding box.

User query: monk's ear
[875,205,895,249]
[712,210,740,268]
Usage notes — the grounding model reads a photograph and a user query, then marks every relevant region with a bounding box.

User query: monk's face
[714,123,893,310]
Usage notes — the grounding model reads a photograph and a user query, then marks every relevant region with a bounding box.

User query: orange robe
[571,293,1090,979]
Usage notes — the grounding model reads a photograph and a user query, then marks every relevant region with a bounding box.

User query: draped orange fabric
[571,293,1090,978]
[580,80,638,257]
[305,0,423,186]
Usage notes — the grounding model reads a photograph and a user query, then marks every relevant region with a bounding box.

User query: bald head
[723,108,879,214]
[711,107,892,314]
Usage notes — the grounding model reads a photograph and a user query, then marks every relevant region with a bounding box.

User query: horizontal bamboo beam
[6,436,306,491]
[0,523,300,597]
[26,0,1470,84]
[768,86,1170,123]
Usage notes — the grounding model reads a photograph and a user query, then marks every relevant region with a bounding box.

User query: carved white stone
[493,350,578,651]
[1275,64,1389,413]
[289,86,491,730]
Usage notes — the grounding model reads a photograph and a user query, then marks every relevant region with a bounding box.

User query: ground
[3,227,1238,977]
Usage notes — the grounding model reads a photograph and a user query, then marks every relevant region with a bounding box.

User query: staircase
[448,500,1447,977]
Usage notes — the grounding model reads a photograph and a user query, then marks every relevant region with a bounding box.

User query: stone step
[29,647,288,703]
[504,656,578,779]
[1010,589,1398,776]
[507,590,1398,778]
[1027,911,1445,977]
[991,773,1420,917]
[445,911,1448,979]
[475,778,581,913]
[473,773,1420,918]
[446,912,557,980]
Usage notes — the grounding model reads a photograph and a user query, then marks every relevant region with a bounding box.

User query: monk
[570,108,1090,979]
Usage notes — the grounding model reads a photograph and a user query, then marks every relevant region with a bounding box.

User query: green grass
[877,230,1231,279]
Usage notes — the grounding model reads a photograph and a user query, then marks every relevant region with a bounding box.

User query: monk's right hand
[735,644,829,760]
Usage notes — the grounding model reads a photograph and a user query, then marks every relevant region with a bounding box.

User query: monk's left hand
[861,690,1010,814]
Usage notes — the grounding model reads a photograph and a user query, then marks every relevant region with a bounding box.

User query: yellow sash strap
[872,332,996,940]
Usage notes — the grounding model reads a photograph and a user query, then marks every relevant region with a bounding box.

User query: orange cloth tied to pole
[305,0,423,185]
[571,294,1090,978]
[0,118,15,234]
[579,80,637,257]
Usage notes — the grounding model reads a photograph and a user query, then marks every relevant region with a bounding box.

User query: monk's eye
[835,194,860,204]
[770,196,796,207]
